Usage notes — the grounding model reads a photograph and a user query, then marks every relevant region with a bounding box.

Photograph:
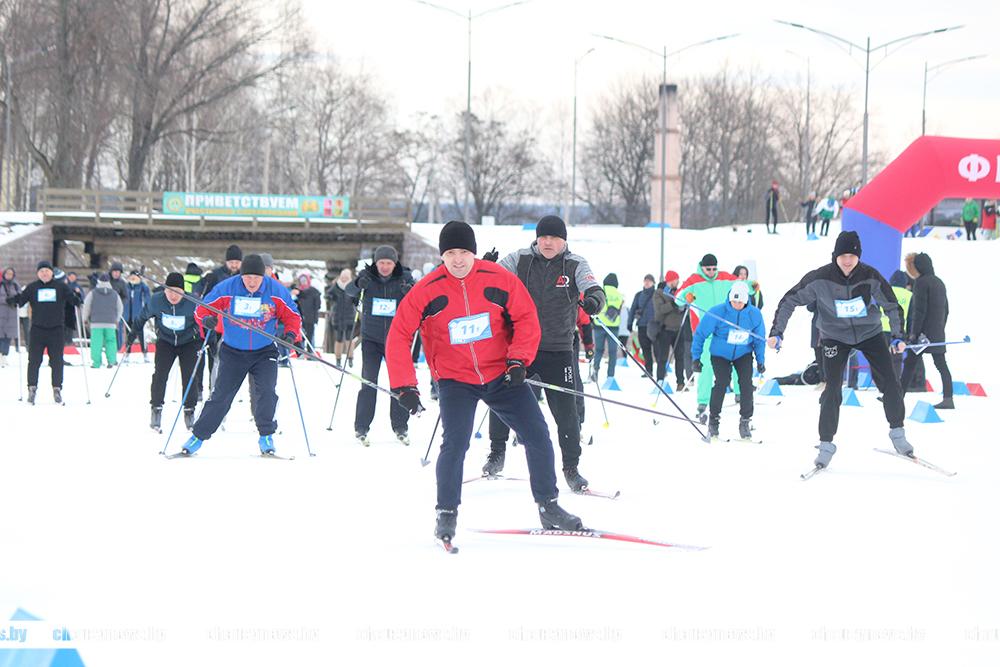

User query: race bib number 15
[834,296,867,319]
[448,312,492,345]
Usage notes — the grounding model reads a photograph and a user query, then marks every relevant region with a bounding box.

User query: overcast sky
[302,0,998,163]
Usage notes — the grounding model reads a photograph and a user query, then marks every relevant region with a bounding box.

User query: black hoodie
[908,253,949,348]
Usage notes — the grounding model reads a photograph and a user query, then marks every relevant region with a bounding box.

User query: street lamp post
[776,20,962,186]
[414,0,529,224]
[593,32,737,279]
[568,47,596,227]
[922,54,986,135]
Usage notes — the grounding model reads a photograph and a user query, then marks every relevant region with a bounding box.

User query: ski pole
[592,363,610,428]
[284,353,315,457]
[420,414,441,466]
[326,289,363,430]
[73,306,91,404]
[160,335,211,455]
[524,378,703,428]
[905,335,971,356]
[473,409,489,439]
[15,302,23,401]
[681,300,768,342]
[104,338,130,397]
[592,317,706,440]
[653,306,691,409]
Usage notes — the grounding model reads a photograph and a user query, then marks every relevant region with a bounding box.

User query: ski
[436,537,459,554]
[873,448,956,477]
[473,528,706,551]
[723,437,764,444]
[800,466,823,480]
[576,488,621,500]
[259,453,295,461]
[164,451,196,460]
[462,474,529,484]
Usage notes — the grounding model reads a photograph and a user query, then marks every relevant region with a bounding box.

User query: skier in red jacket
[386,221,584,546]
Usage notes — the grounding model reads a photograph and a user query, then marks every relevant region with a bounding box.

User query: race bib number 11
[448,312,492,345]
[834,296,867,319]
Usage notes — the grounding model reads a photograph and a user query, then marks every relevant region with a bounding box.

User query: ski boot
[934,397,954,410]
[183,408,195,430]
[434,508,458,541]
[53,387,62,404]
[814,441,836,468]
[707,416,720,439]
[355,431,370,447]
[27,386,37,405]
[738,418,752,440]
[563,466,589,493]
[394,430,410,446]
[537,499,584,530]
[482,448,505,477]
[696,404,708,424]
[258,435,275,455]
[889,427,913,457]
[150,406,163,431]
[181,435,203,455]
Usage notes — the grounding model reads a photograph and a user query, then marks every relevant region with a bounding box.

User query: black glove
[282,330,298,345]
[504,359,526,387]
[202,315,218,330]
[356,268,373,290]
[400,282,412,296]
[756,362,765,374]
[5,295,17,306]
[692,360,703,373]
[483,247,499,262]
[580,293,602,316]
[585,344,595,360]
[395,386,424,415]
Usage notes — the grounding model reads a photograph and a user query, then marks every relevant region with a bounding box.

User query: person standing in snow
[627,274,656,376]
[123,271,152,361]
[765,181,781,233]
[483,215,605,492]
[801,193,818,237]
[325,268,357,363]
[961,198,979,241]
[291,273,322,351]
[385,220,584,546]
[767,231,915,470]
[0,268,21,367]
[591,273,623,381]
[82,273,123,368]
[899,252,953,409]
[650,270,687,389]
[691,282,765,440]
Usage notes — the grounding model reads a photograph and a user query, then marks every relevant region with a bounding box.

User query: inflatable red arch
[843,136,1000,277]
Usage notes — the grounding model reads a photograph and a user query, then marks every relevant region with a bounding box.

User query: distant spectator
[0,267,20,366]
[800,193,817,237]
[83,273,123,369]
[961,198,979,241]
[765,181,781,234]
[292,273,322,351]
[981,200,996,241]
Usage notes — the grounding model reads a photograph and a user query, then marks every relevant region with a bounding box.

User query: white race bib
[834,296,867,319]
[162,314,185,331]
[726,329,750,345]
[233,296,262,317]
[37,288,57,303]
[372,298,397,317]
[448,312,492,345]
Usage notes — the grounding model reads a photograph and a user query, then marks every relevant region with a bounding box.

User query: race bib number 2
[834,296,867,319]
[448,312,492,345]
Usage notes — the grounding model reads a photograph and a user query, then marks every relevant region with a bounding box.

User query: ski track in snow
[0,222,997,666]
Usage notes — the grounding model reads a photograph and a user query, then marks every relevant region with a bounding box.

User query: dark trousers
[573,337,585,423]
[766,206,779,232]
[438,376,558,509]
[901,350,952,398]
[637,328,654,375]
[820,219,831,236]
[124,319,147,354]
[652,329,685,385]
[151,338,200,409]
[489,350,581,468]
[593,327,617,377]
[818,334,905,442]
[964,221,978,240]
[0,337,10,355]
[883,333,903,380]
[709,354,754,420]
[27,326,64,388]
[302,322,316,350]
[805,218,817,236]
[355,338,409,434]
[193,343,279,440]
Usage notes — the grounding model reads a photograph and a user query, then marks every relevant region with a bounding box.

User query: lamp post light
[922,54,986,135]
[775,20,962,186]
[593,32,737,278]
[414,0,529,224]
[568,47,596,227]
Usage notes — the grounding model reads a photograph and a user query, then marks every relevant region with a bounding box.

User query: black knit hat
[241,254,266,276]
[439,220,477,255]
[832,231,862,260]
[535,215,567,240]
[111,261,124,273]
[225,244,243,262]
[37,260,53,271]
[374,245,399,263]
[700,253,718,267]
[603,273,618,288]
[165,272,185,289]
[185,262,200,275]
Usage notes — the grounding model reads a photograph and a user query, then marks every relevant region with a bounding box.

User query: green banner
[162,191,350,218]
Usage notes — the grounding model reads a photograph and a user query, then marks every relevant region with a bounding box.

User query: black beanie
[374,245,399,264]
[535,215,567,240]
[165,272,185,289]
[241,254,266,276]
[225,244,243,262]
[603,273,618,288]
[439,220,477,255]
[832,231,862,260]
[185,262,200,275]
[37,260,53,271]
[700,253,718,267]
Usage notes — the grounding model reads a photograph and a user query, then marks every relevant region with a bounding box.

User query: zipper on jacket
[460,279,486,384]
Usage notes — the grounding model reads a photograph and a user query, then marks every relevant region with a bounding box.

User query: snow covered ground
[1,222,997,666]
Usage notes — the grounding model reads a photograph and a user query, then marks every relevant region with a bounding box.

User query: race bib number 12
[834,296,867,319]
[372,298,397,317]
[448,312,492,345]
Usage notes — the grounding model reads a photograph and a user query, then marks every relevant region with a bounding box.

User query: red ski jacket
[386,259,541,388]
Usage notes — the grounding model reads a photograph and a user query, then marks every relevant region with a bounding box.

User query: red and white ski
[472,528,706,551]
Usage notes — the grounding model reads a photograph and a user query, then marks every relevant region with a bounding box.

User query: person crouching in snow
[691,282,765,440]
[180,254,302,457]
[385,220,584,546]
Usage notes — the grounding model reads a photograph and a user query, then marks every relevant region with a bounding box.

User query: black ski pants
[489,349,581,469]
[900,350,952,399]
[637,328,654,375]
[150,338,201,409]
[709,354,754,420]
[124,318,147,354]
[193,343,279,440]
[652,329,685,385]
[438,376,558,510]
[818,334,904,442]
[355,338,409,435]
[27,325,64,388]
